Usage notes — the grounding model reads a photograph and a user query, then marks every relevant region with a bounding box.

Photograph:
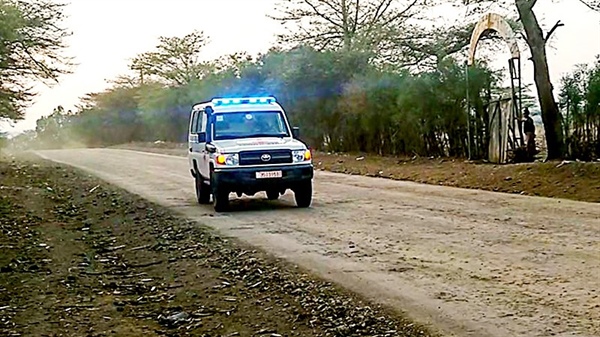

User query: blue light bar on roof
[212,96,276,106]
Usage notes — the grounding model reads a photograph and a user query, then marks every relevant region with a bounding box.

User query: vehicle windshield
[213,110,290,140]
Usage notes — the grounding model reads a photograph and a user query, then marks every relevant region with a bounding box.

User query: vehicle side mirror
[205,143,217,153]
[292,127,300,139]
[197,132,206,143]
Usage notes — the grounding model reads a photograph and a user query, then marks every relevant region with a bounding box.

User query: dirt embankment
[0,154,432,337]
[315,153,600,203]
[113,142,600,203]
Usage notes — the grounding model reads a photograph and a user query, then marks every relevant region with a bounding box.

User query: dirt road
[36,148,600,337]
[2,155,421,337]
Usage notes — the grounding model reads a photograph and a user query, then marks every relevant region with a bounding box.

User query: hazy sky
[3,0,600,135]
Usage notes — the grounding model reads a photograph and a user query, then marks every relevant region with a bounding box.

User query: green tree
[130,30,212,86]
[35,105,69,148]
[0,0,72,121]
[559,65,587,142]
[339,68,412,154]
[258,46,371,149]
[558,57,600,160]
[83,86,142,145]
[582,56,600,158]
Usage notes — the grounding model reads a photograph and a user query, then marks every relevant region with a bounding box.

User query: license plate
[256,171,282,179]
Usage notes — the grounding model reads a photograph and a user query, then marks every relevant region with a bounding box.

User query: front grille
[239,149,292,165]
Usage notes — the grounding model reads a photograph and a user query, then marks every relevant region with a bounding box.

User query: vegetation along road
[36,148,600,337]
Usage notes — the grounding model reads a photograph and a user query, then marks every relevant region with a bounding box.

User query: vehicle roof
[192,102,283,113]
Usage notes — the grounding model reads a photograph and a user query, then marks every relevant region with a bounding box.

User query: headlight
[292,149,311,162]
[216,153,239,166]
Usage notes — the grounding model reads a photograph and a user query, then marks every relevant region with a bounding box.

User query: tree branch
[352,0,360,34]
[382,0,419,26]
[519,31,527,41]
[544,20,564,43]
[371,0,393,24]
[576,0,600,11]
[304,0,343,28]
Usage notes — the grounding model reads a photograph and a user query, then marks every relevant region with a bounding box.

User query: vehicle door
[188,109,197,166]
[198,109,210,179]
[189,109,206,176]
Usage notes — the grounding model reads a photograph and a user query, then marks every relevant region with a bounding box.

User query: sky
[2,0,599,136]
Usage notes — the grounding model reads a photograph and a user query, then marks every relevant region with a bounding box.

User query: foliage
[15,0,599,162]
[28,29,501,158]
[130,30,211,86]
[0,0,72,121]
[559,56,600,160]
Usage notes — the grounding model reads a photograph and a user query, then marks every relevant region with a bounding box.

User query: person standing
[523,108,536,159]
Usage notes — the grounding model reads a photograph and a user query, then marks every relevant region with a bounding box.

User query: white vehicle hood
[213,137,307,153]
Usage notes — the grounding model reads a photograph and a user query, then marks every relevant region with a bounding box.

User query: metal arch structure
[467,13,520,66]
[466,13,525,163]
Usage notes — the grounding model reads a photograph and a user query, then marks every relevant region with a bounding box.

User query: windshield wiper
[214,135,239,140]
[241,133,287,139]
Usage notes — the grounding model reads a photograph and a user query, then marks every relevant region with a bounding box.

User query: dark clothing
[525,132,535,154]
[523,117,535,134]
[522,116,536,160]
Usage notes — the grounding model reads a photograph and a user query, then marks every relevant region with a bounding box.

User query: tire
[293,182,312,208]
[209,169,229,212]
[195,176,211,204]
[213,188,229,212]
[266,190,280,200]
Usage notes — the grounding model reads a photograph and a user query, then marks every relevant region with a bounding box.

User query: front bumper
[212,164,313,192]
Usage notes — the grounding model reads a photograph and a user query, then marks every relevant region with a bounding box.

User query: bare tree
[271,0,426,52]
[513,0,564,159]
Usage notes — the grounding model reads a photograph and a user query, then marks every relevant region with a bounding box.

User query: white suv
[187,96,314,212]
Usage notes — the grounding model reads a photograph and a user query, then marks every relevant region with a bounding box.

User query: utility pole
[465,61,471,160]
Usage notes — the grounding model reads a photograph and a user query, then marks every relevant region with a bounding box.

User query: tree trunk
[515,0,564,159]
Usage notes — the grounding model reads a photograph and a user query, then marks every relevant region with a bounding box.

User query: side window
[190,111,198,133]
[193,111,203,133]
[200,112,207,132]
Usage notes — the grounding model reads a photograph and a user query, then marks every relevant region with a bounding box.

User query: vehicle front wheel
[213,188,230,212]
[195,176,211,204]
[293,182,312,208]
[210,170,229,212]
